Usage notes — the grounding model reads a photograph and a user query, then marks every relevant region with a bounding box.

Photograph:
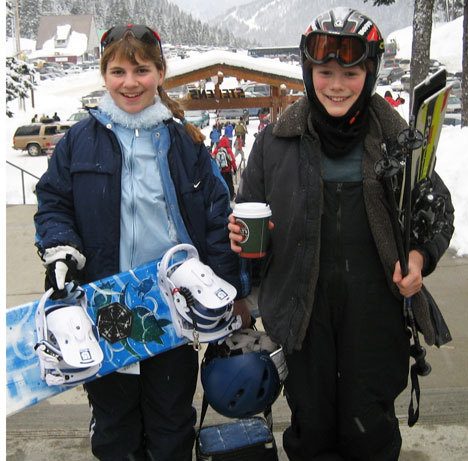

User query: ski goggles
[100,24,163,56]
[302,31,382,67]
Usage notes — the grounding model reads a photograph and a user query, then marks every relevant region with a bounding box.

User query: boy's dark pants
[282,274,410,461]
[84,344,198,461]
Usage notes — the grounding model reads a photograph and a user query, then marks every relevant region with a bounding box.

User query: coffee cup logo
[236,218,250,243]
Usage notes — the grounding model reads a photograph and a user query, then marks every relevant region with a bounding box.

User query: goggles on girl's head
[302,31,382,68]
[100,24,163,56]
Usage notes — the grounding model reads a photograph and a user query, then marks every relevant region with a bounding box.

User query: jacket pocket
[70,161,116,175]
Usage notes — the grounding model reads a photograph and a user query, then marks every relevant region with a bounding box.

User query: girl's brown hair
[100,33,205,143]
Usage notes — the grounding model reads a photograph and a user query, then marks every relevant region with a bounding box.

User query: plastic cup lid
[233,202,272,219]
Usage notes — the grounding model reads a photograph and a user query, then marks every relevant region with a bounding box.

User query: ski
[410,84,452,190]
[374,69,453,427]
[410,67,447,120]
[397,69,451,216]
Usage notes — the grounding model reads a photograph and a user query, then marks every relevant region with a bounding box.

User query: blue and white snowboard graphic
[6,258,187,416]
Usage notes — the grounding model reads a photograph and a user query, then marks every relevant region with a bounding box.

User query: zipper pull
[135,128,139,137]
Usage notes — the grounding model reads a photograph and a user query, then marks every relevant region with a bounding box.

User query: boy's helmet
[300,7,385,98]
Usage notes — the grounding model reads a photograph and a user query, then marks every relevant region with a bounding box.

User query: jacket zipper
[336,182,343,273]
[129,128,139,267]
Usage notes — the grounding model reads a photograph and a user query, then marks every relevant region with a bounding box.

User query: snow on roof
[56,24,71,40]
[29,31,88,58]
[165,50,302,81]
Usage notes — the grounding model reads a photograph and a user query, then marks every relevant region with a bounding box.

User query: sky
[5,17,467,258]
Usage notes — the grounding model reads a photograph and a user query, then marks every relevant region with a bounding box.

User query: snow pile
[436,126,468,256]
[388,16,463,72]
[166,50,302,81]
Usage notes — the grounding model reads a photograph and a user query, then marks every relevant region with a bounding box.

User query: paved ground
[6,205,468,460]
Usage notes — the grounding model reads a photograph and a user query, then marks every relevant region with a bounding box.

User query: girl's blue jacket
[34,114,249,297]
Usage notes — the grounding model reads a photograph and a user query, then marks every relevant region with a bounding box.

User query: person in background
[34,24,250,461]
[31,114,39,123]
[228,7,453,460]
[385,90,405,108]
[223,121,234,146]
[212,135,237,200]
[258,108,271,133]
[209,123,221,150]
[233,134,244,160]
[39,114,51,122]
[52,112,61,121]
[234,116,247,144]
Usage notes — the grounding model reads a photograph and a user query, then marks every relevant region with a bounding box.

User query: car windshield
[380,68,392,75]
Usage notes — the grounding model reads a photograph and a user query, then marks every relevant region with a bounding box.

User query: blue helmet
[200,330,287,418]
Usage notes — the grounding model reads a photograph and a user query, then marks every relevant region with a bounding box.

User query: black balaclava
[306,65,375,159]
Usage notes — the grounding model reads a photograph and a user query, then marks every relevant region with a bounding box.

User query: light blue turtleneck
[98,93,183,272]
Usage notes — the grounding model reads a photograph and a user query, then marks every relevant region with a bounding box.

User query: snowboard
[6,255,188,417]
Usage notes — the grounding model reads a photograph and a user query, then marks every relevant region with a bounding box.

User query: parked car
[64,65,82,75]
[12,122,74,156]
[216,108,250,125]
[241,83,270,97]
[68,110,91,122]
[446,95,461,114]
[447,78,462,98]
[244,91,269,117]
[81,89,106,108]
[398,59,411,72]
[378,66,406,85]
[184,110,210,128]
[392,72,411,92]
[443,113,461,126]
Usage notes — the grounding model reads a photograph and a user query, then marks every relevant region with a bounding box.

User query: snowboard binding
[158,244,242,349]
[34,284,104,386]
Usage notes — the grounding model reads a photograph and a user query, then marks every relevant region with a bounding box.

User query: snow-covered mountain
[12,0,250,48]
[214,0,415,46]
[170,0,253,20]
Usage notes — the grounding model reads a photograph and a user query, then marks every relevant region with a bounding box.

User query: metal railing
[6,160,41,205]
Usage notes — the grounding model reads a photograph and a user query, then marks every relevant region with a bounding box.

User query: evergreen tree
[6,57,36,118]
[434,0,464,21]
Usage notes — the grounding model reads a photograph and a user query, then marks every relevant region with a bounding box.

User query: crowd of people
[208,118,248,200]
[32,7,455,461]
[31,112,61,123]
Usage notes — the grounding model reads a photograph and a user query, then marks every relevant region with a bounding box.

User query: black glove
[42,246,86,299]
[45,257,80,299]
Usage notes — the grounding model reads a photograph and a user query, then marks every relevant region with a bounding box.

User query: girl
[34,24,250,461]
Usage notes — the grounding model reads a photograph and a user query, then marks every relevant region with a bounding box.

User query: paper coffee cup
[232,202,272,258]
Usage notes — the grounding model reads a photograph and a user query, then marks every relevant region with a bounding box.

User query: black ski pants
[84,344,198,461]
[283,181,410,460]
